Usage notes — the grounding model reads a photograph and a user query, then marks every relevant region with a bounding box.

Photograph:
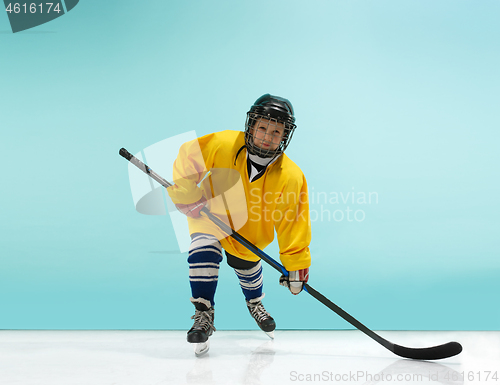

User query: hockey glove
[175,196,207,218]
[279,268,309,295]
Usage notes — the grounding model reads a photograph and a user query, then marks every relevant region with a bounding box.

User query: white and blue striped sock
[234,261,263,301]
[188,234,223,306]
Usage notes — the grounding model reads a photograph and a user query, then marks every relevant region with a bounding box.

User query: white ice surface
[0,330,498,384]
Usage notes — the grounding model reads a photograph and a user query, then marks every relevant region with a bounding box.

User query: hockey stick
[119,147,462,360]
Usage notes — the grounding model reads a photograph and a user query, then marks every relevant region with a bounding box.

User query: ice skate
[187,298,216,356]
[246,294,275,339]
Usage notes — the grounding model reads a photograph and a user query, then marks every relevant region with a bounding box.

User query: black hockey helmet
[244,94,297,158]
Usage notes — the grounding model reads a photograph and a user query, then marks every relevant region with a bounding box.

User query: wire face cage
[244,113,296,158]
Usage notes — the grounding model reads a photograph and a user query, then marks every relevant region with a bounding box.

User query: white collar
[247,153,280,167]
[247,153,280,182]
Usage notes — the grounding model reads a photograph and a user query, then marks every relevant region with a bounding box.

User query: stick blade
[393,341,462,360]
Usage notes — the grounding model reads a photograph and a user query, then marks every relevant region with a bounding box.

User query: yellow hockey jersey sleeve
[274,173,311,271]
[166,136,209,205]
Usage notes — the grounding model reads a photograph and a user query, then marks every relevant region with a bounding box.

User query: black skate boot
[246,294,276,339]
[187,298,216,356]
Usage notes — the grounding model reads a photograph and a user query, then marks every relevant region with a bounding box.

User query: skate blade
[265,331,275,339]
[194,341,210,356]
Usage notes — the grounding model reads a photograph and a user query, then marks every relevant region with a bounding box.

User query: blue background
[1,0,499,330]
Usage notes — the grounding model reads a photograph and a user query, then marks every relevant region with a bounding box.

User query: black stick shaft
[119,147,462,360]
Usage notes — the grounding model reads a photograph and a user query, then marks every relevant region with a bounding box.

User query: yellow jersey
[167,130,311,271]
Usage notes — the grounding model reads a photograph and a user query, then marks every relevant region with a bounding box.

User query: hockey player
[167,94,311,354]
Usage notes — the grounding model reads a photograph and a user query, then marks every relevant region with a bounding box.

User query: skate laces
[248,301,271,323]
[191,309,216,333]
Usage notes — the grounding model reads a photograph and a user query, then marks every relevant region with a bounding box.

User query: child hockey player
[167,94,311,354]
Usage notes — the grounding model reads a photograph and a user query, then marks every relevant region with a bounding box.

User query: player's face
[251,118,285,152]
